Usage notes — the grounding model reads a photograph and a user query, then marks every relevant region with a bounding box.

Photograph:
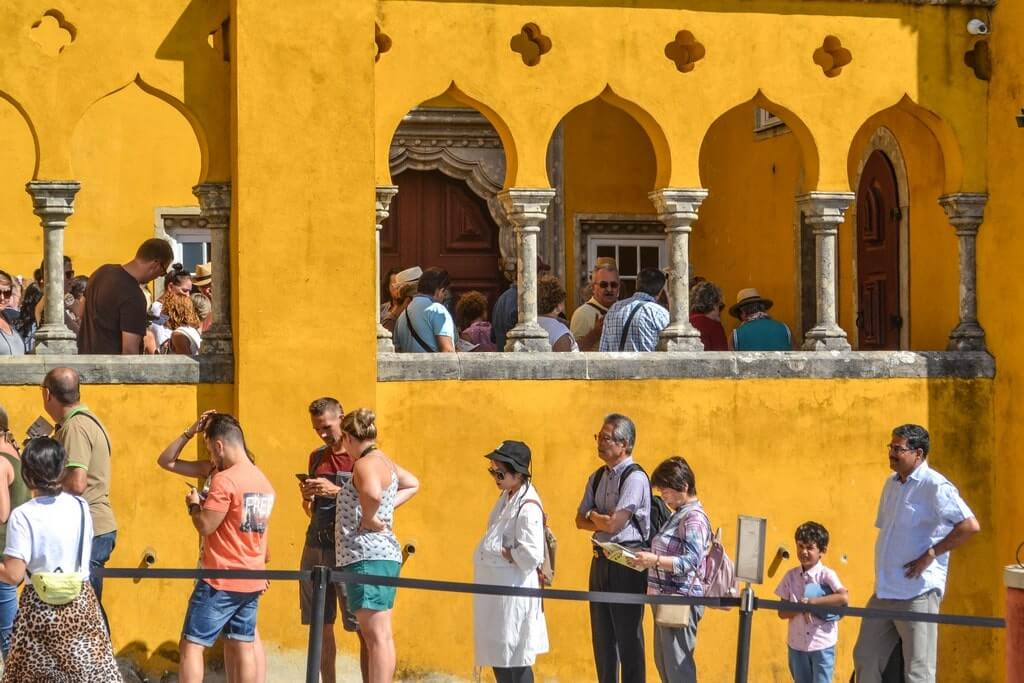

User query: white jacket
[472,484,550,668]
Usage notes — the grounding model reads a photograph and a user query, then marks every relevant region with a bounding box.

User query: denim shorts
[181,580,260,647]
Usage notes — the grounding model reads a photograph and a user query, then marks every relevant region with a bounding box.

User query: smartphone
[26,416,53,439]
[295,473,310,482]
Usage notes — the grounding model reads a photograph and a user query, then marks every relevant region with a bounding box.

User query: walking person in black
[575,413,652,683]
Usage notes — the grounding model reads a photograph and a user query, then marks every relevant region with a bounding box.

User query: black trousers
[589,553,648,683]
[493,666,533,683]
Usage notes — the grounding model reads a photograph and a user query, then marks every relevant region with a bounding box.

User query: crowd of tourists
[0,238,214,356]
[383,258,795,354]
[0,370,981,682]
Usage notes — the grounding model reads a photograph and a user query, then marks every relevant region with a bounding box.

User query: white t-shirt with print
[3,493,93,579]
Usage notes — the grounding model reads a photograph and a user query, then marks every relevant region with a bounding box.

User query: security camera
[967,19,989,36]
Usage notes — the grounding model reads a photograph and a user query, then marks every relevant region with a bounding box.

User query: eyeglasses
[487,467,506,481]
[64,270,74,279]
[887,444,916,454]
[597,281,620,290]
[593,433,616,444]
[0,289,11,300]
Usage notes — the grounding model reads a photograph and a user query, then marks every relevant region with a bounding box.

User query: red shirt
[308,446,354,477]
[201,461,276,593]
[689,313,729,351]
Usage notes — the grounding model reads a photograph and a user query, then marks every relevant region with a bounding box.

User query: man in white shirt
[853,424,980,683]
[570,260,620,351]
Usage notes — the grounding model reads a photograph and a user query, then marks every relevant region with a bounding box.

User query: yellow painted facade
[0,0,1018,681]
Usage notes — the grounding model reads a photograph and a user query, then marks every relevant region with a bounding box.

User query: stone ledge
[0,355,234,385]
[377,351,995,382]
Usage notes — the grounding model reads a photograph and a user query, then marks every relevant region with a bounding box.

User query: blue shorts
[181,580,260,647]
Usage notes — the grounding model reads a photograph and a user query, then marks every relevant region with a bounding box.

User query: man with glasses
[570,259,620,351]
[853,424,980,683]
[575,414,651,683]
[78,238,174,354]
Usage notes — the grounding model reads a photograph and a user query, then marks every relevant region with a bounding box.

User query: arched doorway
[382,169,505,307]
[855,150,902,350]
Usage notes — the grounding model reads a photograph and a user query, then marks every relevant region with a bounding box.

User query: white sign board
[735,515,768,584]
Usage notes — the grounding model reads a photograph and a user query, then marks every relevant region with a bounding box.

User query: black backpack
[590,463,671,545]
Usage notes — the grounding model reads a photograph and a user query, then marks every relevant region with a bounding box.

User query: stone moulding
[0,355,234,385]
[377,351,995,382]
[814,0,994,5]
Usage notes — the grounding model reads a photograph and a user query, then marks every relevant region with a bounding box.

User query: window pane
[596,245,616,260]
[640,246,660,270]
[619,278,637,299]
[619,247,638,276]
[182,243,206,272]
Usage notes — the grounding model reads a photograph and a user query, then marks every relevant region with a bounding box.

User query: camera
[967,19,989,36]
[1016,109,1024,129]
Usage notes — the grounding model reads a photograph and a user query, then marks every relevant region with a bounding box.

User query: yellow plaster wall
[695,103,804,342]
[561,99,657,310]
[0,97,40,281]
[374,378,996,682]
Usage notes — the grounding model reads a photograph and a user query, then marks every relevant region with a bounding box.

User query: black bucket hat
[485,440,531,475]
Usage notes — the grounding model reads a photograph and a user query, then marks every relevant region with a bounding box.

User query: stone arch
[0,90,40,177]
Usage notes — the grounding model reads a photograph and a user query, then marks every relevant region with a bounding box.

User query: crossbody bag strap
[70,410,112,455]
[618,303,646,351]
[585,302,606,314]
[402,309,433,352]
[76,497,86,574]
[308,446,329,477]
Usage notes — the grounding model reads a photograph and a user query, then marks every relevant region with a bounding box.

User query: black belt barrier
[93,566,1006,683]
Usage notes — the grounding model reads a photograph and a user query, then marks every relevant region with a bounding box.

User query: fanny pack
[30,497,87,606]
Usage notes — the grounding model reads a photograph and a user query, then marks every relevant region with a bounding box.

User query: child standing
[775,521,849,683]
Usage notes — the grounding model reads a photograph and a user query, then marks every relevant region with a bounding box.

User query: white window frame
[754,107,787,134]
[586,235,667,294]
[153,206,211,298]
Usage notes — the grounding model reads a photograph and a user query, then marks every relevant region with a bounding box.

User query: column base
[505,324,552,352]
[657,326,705,352]
[33,325,77,354]
[947,322,987,352]
[376,324,395,353]
[801,326,852,351]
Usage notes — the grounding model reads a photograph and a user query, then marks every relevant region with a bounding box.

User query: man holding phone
[298,397,366,683]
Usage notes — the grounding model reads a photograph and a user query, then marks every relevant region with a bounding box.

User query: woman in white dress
[536,275,579,352]
[473,441,549,683]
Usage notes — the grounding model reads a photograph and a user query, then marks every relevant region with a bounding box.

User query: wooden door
[381,170,505,310]
[856,150,902,350]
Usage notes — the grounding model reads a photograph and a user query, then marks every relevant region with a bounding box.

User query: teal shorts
[344,560,401,612]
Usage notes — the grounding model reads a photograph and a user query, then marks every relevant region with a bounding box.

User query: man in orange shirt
[181,414,276,683]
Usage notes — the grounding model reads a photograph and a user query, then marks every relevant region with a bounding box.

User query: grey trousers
[653,606,703,683]
[853,591,940,683]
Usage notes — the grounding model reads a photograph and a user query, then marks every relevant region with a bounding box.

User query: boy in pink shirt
[775,521,849,683]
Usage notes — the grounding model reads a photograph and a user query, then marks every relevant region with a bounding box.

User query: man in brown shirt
[78,238,173,354]
[42,367,116,618]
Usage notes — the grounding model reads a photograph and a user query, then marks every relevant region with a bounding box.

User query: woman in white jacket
[473,440,549,683]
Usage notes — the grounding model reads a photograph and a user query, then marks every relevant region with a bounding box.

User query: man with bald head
[42,367,116,619]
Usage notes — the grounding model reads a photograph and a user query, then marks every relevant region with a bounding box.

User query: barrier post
[735,584,756,683]
[306,565,329,683]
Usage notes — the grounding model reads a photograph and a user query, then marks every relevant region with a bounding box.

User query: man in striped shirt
[598,268,669,352]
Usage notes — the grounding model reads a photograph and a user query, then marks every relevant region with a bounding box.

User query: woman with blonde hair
[332,409,419,683]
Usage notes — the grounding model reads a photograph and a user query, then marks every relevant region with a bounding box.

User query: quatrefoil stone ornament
[30,10,76,57]
[813,35,852,78]
[510,23,551,67]
[664,30,706,73]
[375,23,392,63]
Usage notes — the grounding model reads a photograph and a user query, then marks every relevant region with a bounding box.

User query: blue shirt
[873,462,974,599]
[490,286,517,351]
[578,457,651,545]
[394,295,455,353]
[598,293,669,352]
[731,317,792,351]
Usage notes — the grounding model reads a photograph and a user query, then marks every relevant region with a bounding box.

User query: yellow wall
[561,98,657,308]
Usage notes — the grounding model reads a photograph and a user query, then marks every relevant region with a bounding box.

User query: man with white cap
[381,266,422,334]
[729,287,792,351]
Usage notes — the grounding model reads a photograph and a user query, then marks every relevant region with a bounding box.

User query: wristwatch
[926,546,937,559]
[585,509,595,521]
[188,502,201,516]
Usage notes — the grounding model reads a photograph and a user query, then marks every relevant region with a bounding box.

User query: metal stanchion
[305,565,329,683]
[734,583,756,683]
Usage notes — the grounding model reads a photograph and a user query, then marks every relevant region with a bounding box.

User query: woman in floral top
[629,457,712,683]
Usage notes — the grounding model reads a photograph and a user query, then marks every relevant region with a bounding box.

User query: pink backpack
[695,511,738,607]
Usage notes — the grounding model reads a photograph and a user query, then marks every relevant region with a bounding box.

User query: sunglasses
[487,467,506,481]
[0,289,12,299]
[597,281,620,290]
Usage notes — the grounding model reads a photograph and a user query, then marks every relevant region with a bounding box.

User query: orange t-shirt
[201,461,276,593]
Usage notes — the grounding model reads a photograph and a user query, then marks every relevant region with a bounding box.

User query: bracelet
[655,553,661,569]
[182,430,194,441]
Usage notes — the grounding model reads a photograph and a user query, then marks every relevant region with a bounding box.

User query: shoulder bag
[618,302,647,351]
[652,506,694,629]
[30,497,88,606]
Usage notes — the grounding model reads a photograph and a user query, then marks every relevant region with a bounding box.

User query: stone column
[375,186,398,353]
[939,193,987,352]
[649,188,708,351]
[796,192,855,351]
[192,183,233,356]
[498,188,556,352]
[26,180,80,354]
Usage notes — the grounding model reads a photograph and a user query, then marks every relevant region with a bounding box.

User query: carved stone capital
[498,188,556,228]
[375,185,399,231]
[796,192,855,234]
[192,183,231,229]
[648,188,708,231]
[26,181,81,229]
[939,192,987,235]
